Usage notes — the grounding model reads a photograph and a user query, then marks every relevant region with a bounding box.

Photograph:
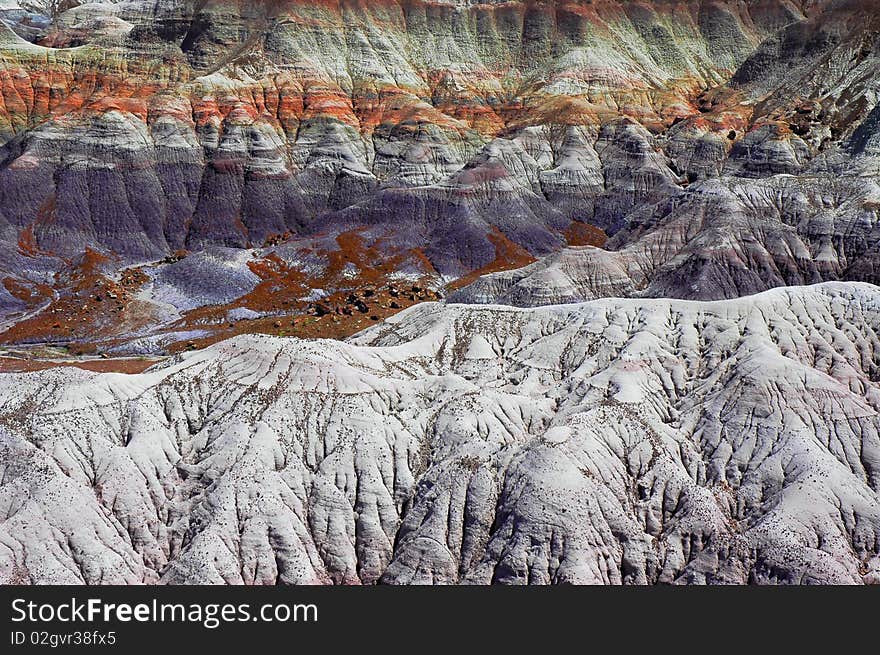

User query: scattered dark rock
[312,303,332,317]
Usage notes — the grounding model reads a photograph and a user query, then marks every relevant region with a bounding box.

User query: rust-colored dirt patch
[0,356,160,374]
[0,223,611,357]
[564,221,608,247]
[2,277,54,308]
[0,251,151,349]
[168,230,443,351]
[448,228,538,292]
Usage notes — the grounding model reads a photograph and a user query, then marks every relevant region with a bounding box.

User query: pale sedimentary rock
[1,282,879,584]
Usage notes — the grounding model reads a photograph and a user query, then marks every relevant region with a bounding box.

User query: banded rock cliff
[0,1,879,351]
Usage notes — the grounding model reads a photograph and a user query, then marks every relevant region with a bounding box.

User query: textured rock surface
[452,244,637,306]
[0,1,842,259]
[1,1,880,348]
[1,282,879,585]
[454,173,880,305]
[2,0,880,588]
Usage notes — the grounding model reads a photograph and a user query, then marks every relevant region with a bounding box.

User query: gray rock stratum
[2,281,879,584]
[453,173,880,305]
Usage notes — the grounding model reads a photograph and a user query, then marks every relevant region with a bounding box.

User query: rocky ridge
[1,282,879,584]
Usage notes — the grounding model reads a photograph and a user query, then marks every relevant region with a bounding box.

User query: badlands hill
[1,1,880,586]
[0,0,878,353]
[1,282,879,584]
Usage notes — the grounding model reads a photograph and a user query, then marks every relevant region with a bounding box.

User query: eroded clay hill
[1,1,879,353]
[1,282,879,584]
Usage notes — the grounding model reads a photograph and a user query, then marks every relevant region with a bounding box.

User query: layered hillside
[0,0,783,264]
[453,174,880,305]
[2,2,880,587]
[1,282,879,584]
[3,0,879,353]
